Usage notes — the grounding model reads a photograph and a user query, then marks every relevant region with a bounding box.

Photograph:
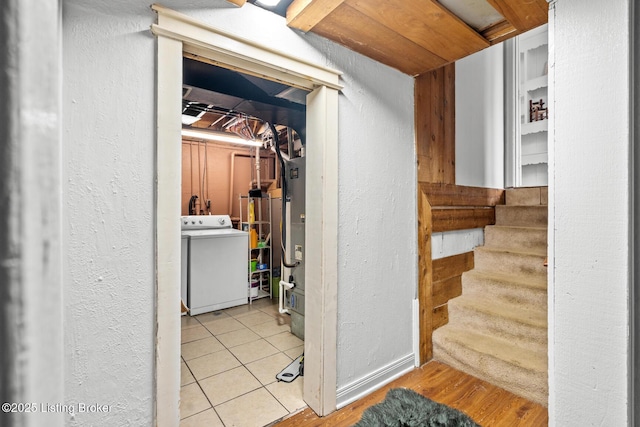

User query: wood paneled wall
[415,64,505,363]
[415,64,455,185]
[423,183,504,233]
[432,252,474,330]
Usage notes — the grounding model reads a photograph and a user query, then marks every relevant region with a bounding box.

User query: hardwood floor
[274,361,548,427]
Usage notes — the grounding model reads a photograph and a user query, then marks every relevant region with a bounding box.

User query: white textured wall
[63,1,416,423]
[432,46,503,265]
[455,43,504,189]
[549,0,632,425]
[431,229,484,260]
[330,46,416,397]
[62,2,156,425]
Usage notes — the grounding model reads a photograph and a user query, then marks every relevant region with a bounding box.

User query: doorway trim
[151,4,342,424]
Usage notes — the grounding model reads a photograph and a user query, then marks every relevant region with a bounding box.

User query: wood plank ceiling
[286,0,548,76]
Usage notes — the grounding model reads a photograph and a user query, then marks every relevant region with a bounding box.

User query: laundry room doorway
[152,5,342,424]
[179,56,312,424]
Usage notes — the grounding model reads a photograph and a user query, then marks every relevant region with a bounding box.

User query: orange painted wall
[181,141,275,218]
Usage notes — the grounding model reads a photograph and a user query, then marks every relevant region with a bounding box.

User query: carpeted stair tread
[486,225,547,232]
[432,326,548,405]
[475,245,547,259]
[463,269,546,292]
[447,295,547,350]
[448,295,547,329]
[484,225,547,253]
[433,326,547,374]
[462,270,546,307]
[473,246,547,276]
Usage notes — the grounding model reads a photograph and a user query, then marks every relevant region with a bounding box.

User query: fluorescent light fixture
[257,0,281,7]
[181,102,206,125]
[181,114,202,125]
[181,128,263,147]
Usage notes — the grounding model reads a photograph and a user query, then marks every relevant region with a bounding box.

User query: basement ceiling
[182,57,308,142]
[285,0,548,76]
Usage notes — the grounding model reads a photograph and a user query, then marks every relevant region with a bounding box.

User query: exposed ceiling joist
[481,19,518,45]
[485,0,547,31]
[286,0,345,31]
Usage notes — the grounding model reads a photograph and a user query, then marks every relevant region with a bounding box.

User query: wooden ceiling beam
[287,0,346,32]
[312,3,448,75]
[286,0,546,76]
[485,0,548,32]
[343,0,488,62]
[481,19,518,45]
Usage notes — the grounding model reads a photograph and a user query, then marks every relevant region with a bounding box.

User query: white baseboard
[413,298,420,367]
[335,354,415,409]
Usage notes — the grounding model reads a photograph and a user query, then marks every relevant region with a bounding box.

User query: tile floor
[180,298,305,427]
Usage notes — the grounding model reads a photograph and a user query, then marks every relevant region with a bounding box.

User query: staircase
[432,187,548,406]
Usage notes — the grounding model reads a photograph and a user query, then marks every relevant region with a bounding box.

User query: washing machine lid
[181,215,232,230]
[182,228,248,238]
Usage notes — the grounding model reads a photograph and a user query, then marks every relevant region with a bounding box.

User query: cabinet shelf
[522,152,548,166]
[251,289,271,301]
[519,29,547,54]
[250,268,270,275]
[513,24,549,188]
[521,120,548,135]
[524,75,548,92]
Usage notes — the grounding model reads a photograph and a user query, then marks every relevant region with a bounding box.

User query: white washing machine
[181,234,189,314]
[181,215,248,315]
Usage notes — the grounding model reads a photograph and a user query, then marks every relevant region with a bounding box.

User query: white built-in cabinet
[508,24,549,187]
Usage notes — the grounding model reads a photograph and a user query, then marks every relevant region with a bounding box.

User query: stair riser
[495,205,547,227]
[447,301,547,352]
[432,335,548,406]
[484,226,547,254]
[462,273,547,308]
[505,187,547,206]
[474,249,547,277]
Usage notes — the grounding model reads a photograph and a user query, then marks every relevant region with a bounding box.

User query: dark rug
[352,388,481,427]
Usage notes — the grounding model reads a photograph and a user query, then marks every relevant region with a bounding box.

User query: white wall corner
[1,1,64,426]
[550,0,632,425]
[155,33,183,427]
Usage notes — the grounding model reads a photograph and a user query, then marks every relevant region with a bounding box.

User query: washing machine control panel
[181,215,232,230]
